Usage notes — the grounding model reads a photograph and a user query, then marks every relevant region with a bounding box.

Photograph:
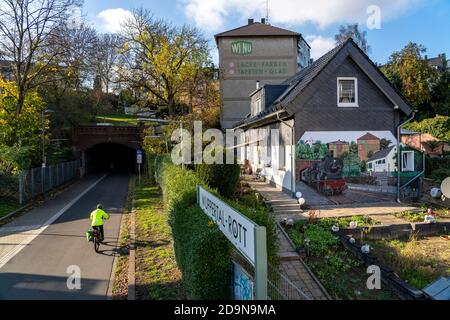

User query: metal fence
[1,160,80,205]
[267,264,312,300]
[231,249,311,300]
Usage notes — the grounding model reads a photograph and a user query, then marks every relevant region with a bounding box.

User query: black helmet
[97,204,103,209]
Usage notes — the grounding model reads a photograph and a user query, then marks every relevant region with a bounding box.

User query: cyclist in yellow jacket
[90,204,109,242]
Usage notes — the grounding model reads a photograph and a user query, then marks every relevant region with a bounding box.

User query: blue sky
[83,0,450,65]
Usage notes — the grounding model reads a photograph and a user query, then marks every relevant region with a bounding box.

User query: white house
[366,146,397,174]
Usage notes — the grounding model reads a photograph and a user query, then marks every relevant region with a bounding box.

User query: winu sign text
[231,41,252,55]
[198,186,256,264]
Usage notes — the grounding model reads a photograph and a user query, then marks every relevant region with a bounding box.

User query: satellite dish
[441,177,450,198]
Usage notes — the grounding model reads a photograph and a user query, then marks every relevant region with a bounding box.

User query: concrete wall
[218,36,299,128]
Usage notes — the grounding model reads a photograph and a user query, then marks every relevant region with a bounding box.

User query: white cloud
[305,35,335,60]
[181,0,423,31]
[96,8,133,33]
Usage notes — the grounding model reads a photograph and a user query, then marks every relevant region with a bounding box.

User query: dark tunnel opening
[86,143,137,174]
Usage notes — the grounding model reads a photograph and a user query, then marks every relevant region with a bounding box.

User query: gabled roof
[367,146,396,162]
[328,140,349,145]
[233,38,413,130]
[215,22,299,41]
[357,132,380,141]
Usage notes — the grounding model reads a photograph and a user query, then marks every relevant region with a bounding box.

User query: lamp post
[41,109,54,195]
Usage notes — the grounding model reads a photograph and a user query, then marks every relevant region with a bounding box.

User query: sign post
[136,149,143,185]
[197,186,267,300]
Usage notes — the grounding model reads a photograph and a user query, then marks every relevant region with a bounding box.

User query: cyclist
[89,204,109,242]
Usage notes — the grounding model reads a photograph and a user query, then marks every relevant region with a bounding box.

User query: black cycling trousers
[93,225,104,240]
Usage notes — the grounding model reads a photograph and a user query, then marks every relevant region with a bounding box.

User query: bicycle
[92,228,101,253]
[87,228,102,253]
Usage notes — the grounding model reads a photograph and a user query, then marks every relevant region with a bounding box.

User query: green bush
[155,155,279,299]
[196,162,240,198]
[429,168,450,181]
[156,155,231,299]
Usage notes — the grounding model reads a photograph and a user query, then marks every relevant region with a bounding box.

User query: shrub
[196,162,240,198]
[156,155,231,299]
[155,155,279,298]
[429,168,450,181]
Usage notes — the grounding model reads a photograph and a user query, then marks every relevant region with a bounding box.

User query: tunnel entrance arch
[72,125,145,175]
[85,142,138,174]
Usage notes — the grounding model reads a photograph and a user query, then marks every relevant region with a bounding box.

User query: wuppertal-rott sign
[197,186,268,300]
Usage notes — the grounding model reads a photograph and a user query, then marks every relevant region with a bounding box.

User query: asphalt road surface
[0,173,129,300]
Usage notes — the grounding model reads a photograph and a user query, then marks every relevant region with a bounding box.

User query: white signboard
[197,186,256,265]
[136,154,142,164]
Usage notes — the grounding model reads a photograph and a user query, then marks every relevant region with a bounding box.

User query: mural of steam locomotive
[300,154,347,195]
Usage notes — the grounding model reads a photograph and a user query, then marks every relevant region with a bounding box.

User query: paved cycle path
[0,173,129,300]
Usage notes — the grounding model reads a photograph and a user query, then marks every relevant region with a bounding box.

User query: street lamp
[41,109,54,195]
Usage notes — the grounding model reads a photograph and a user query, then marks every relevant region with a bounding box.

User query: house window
[337,77,358,107]
[279,143,286,170]
[266,128,272,167]
[402,151,415,172]
[254,98,262,115]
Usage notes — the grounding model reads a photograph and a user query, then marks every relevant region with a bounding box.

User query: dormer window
[337,77,358,107]
[255,98,262,114]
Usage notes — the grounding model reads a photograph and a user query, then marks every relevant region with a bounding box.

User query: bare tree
[40,22,98,107]
[92,33,121,94]
[0,0,82,115]
[335,23,371,54]
[118,8,210,115]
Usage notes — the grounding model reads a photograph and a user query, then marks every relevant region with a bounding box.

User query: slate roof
[215,22,299,41]
[233,39,349,128]
[233,38,413,130]
[367,146,395,162]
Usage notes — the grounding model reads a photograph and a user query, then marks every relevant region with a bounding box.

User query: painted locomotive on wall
[296,131,399,197]
[300,154,346,195]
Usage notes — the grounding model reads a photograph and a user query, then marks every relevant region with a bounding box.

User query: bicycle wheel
[94,237,100,253]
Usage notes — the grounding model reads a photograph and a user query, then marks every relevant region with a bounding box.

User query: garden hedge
[155,155,231,299]
[153,155,279,299]
[195,161,240,198]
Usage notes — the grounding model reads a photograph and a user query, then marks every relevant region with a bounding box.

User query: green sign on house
[231,41,252,55]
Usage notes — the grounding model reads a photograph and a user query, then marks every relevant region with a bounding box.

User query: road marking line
[0,225,41,235]
[0,174,108,269]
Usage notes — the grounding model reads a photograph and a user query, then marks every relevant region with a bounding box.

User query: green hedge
[154,155,279,299]
[156,155,231,299]
[196,162,240,198]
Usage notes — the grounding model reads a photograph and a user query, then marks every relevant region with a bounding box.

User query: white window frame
[401,151,415,172]
[254,98,262,115]
[337,77,359,107]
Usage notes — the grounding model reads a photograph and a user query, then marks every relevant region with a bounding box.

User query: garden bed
[284,217,398,300]
[367,235,450,290]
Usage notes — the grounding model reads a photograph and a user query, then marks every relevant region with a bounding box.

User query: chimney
[256,80,260,89]
[261,18,266,24]
[248,18,254,25]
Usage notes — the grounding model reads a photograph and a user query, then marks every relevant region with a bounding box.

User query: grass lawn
[368,235,450,289]
[134,178,185,300]
[0,201,19,219]
[286,219,398,300]
[95,113,140,126]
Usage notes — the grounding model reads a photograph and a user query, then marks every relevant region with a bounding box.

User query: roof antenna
[266,0,270,25]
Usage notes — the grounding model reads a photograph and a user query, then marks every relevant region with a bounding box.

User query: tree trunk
[15,88,26,115]
[168,96,175,116]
